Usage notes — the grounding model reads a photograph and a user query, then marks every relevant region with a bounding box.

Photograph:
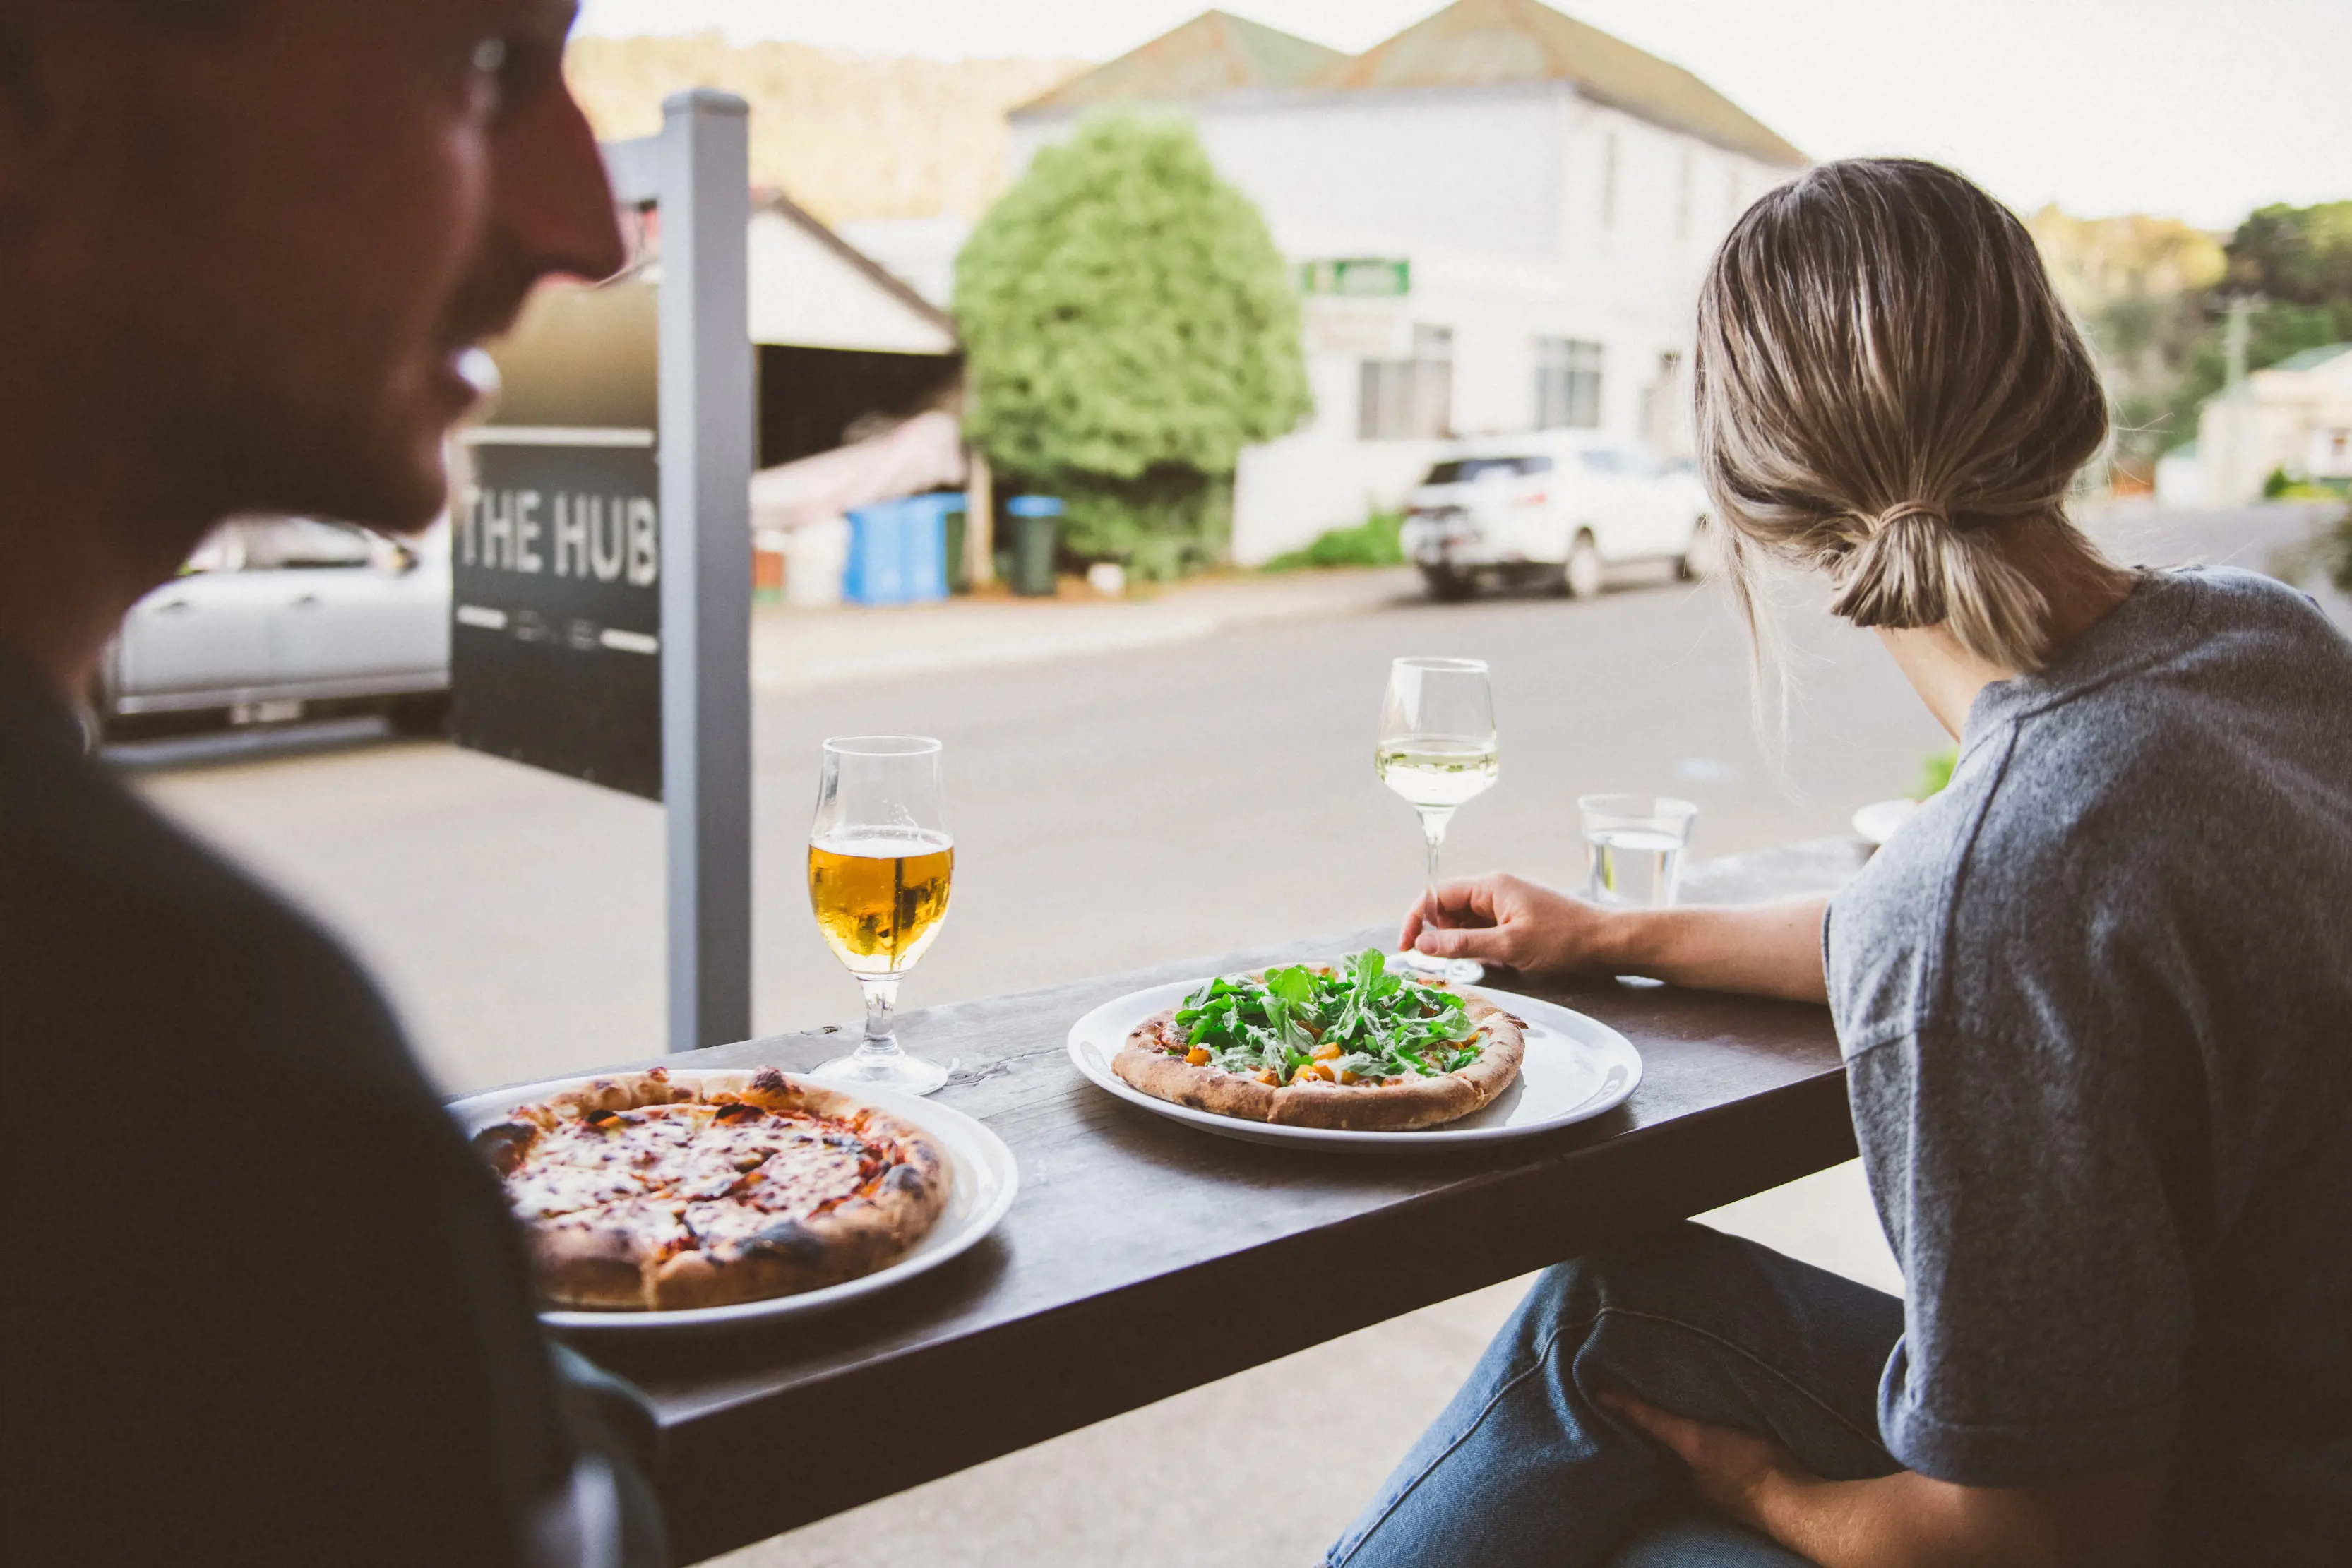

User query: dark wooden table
[537,840,1868,1563]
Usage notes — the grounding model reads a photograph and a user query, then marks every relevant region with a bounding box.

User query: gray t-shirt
[1826,565,2351,1553]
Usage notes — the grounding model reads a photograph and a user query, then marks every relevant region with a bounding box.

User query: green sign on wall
[1297,258,1411,298]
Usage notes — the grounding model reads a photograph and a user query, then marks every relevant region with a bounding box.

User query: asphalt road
[131,502,2338,1098]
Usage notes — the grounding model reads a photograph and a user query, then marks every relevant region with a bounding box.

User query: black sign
[451,436,664,799]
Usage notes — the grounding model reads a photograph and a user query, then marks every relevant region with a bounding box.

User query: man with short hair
[0,4,664,1563]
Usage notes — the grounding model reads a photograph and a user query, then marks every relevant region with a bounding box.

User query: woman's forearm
[1601,1388,2164,1568]
[1759,1471,1987,1567]
[1599,893,1831,1003]
[1753,1464,2165,1568]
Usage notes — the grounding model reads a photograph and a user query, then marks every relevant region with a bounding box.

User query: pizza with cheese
[474,1066,951,1311]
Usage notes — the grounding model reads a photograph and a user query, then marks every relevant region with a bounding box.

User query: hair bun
[1691,157,2113,673]
[1865,501,1948,536]
[1828,496,2048,662]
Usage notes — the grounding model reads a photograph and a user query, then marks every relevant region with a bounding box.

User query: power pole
[2223,294,2255,390]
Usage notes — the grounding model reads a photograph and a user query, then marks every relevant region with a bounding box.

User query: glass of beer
[1377,657,1498,982]
[806,736,955,1095]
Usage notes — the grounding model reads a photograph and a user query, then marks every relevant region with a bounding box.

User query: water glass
[1579,794,1698,910]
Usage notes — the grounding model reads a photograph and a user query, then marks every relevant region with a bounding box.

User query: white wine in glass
[1375,739,1501,809]
[1378,657,1497,981]
[806,736,954,1095]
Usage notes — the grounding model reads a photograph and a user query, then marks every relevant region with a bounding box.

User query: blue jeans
[1325,1223,1906,1568]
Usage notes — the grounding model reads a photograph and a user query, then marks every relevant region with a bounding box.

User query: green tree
[2163,201,2352,450]
[2226,200,2352,311]
[955,115,1310,579]
[2029,206,2225,474]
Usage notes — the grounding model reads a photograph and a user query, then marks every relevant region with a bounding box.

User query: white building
[2195,342,2352,504]
[1007,1,1806,562]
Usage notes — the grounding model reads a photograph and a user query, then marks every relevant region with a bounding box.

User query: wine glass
[806,736,955,1095]
[1377,657,1498,982]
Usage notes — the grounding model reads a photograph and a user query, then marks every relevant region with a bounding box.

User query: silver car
[97,517,450,736]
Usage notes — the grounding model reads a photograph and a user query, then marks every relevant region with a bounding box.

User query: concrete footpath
[753,567,1421,693]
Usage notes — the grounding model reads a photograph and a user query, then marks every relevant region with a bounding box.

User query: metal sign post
[608,92,755,1054]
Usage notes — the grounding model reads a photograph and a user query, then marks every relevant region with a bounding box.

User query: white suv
[1400,435,1712,601]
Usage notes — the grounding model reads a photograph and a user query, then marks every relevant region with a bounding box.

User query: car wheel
[1677,515,1712,581]
[1421,565,1475,602]
[83,671,120,745]
[1564,532,1604,600]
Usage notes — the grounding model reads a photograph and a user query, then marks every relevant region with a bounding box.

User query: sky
[573,0,2351,230]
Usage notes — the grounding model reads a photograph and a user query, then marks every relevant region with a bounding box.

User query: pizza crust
[1111,978,1526,1132]
[478,1066,954,1311]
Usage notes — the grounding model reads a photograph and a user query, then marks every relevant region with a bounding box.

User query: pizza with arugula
[1112,950,1525,1131]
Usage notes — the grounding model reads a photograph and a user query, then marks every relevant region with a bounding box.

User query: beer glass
[806,736,954,1094]
[1377,657,1497,982]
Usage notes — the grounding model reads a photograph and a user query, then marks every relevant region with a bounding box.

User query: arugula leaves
[1169,949,1485,1087]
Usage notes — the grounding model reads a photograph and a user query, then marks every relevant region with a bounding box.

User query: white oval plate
[1851,797,1919,847]
[1067,980,1642,1151]
[446,1070,1018,1334]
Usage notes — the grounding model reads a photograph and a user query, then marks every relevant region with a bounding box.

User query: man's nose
[495,83,628,286]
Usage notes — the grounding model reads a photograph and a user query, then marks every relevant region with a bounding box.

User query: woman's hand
[1399,874,1623,977]
[1402,878,1834,1003]
[1599,1387,1799,1532]
[1598,1387,2167,1568]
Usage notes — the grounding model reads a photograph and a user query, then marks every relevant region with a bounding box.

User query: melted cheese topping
[501,1099,893,1245]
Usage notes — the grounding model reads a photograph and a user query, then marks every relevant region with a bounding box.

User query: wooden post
[965,448,995,587]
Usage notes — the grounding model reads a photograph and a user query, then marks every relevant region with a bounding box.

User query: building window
[1359,325,1454,440]
[1535,337,1604,429]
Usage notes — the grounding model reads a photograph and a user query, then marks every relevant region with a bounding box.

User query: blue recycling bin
[843,493,963,606]
[898,492,963,601]
[842,504,907,604]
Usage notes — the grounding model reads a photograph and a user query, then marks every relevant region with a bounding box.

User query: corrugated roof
[1015,10,1345,114]
[2267,342,2352,373]
[1314,0,1805,167]
[753,190,959,343]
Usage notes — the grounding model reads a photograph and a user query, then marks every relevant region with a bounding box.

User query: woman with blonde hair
[1324,159,2351,1568]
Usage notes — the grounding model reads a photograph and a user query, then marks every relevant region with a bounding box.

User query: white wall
[1015,87,1569,265]
[2154,448,2209,507]
[2197,353,2352,502]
